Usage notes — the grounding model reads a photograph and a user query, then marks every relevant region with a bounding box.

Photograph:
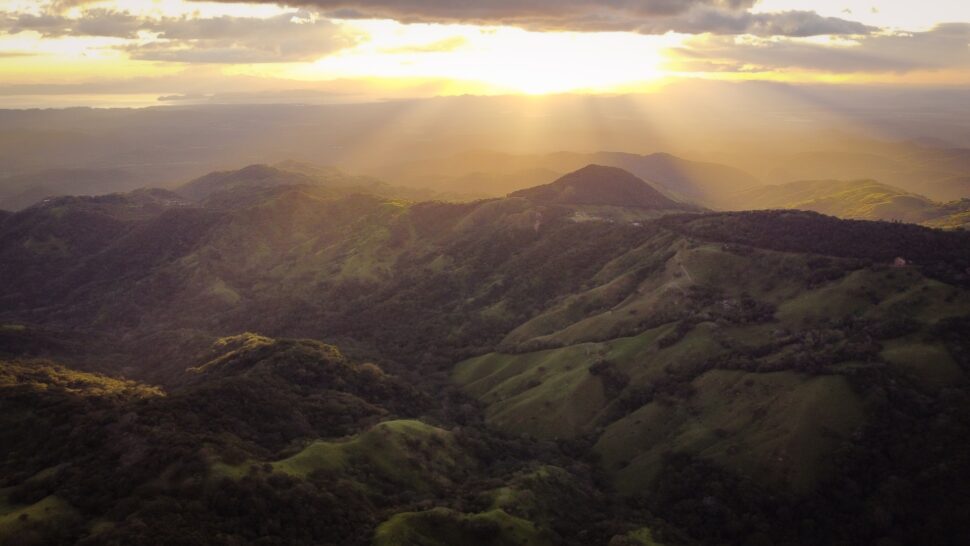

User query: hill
[585,152,761,207]
[0,333,612,545]
[377,151,760,208]
[0,168,140,211]
[178,162,439,204]
[177,164,321,201]
[725,179,970,226]
[0,169,969,545]
[508,165,688,210]
[758,147,970,201]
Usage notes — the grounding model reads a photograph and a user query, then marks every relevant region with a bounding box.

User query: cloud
[128,12,363,63]
[206,0,872,36]
[667,23,970,74]
[47,0,99,11]
[267,0,760,22]
[0,9,141,38]
[0,8,363,63]
[632,9,874,36]
[380,36,468,54]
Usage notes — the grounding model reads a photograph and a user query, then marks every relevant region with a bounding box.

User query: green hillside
[1,165,969,546]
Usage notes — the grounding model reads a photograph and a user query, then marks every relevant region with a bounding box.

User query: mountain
[177,164,320,201]
[178,162,439,204]
[0,168,140,211]
[376,151,760,208]
[0,336,564,545]
[759,147,970,201]
[1,169,970,545]
[585,152,761,207]
[723,179,970,228]
[509,165,688,210]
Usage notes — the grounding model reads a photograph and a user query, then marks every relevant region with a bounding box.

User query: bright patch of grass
[374,508,552,546]
[271,420,471,491]
[0,495,76,537]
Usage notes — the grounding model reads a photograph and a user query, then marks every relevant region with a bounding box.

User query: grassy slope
[454,234,969,493]
[374,507,551,546]
[595,370,864,494]
[726,179,970,227]
[0,492,76,538]
[215,420,472,492]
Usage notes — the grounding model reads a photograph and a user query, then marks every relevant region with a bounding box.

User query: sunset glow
[0,0,967,106]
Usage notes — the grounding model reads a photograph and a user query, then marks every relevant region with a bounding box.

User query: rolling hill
[0,168,141,211]
[758,147,970,202]
[1,163,969,545]
[377,151,760,207]
[725,179,970,228]
[508,165,689,210]
[177,161,441,205]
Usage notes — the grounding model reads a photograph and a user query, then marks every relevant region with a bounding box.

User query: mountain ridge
[1,163,969,546]
[508,164,691,210]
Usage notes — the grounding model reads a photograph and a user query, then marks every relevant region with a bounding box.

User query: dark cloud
[667,23,970,74]
[206,0,872,36]
[252,0,759,22]
[633,8,874,36]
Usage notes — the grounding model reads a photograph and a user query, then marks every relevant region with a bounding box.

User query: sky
[0,0,968,107]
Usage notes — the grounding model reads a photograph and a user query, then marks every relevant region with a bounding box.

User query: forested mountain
[1,165,969,545]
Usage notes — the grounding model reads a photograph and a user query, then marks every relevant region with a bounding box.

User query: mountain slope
[0,333,611,545]
[726,179,942,221]
[1,170,970,546]
[509,165,688,210]
[0,168,140,211]
[586,152,761,207]
[378,151,760,208]
[179,162,439,204]
[759,147,970,201]
[177,164,319,201]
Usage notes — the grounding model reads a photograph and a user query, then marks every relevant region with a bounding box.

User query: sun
[285,22,673,95]
[456,28,670,95]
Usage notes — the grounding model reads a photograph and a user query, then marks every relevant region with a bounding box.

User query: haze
[1,3,970,546]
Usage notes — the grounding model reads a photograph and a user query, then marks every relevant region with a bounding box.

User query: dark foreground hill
[1,164,970,545]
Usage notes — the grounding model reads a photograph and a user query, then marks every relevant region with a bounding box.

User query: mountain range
[1,163,969,545]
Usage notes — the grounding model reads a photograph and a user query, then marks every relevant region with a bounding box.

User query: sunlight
[297,23,676,95]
